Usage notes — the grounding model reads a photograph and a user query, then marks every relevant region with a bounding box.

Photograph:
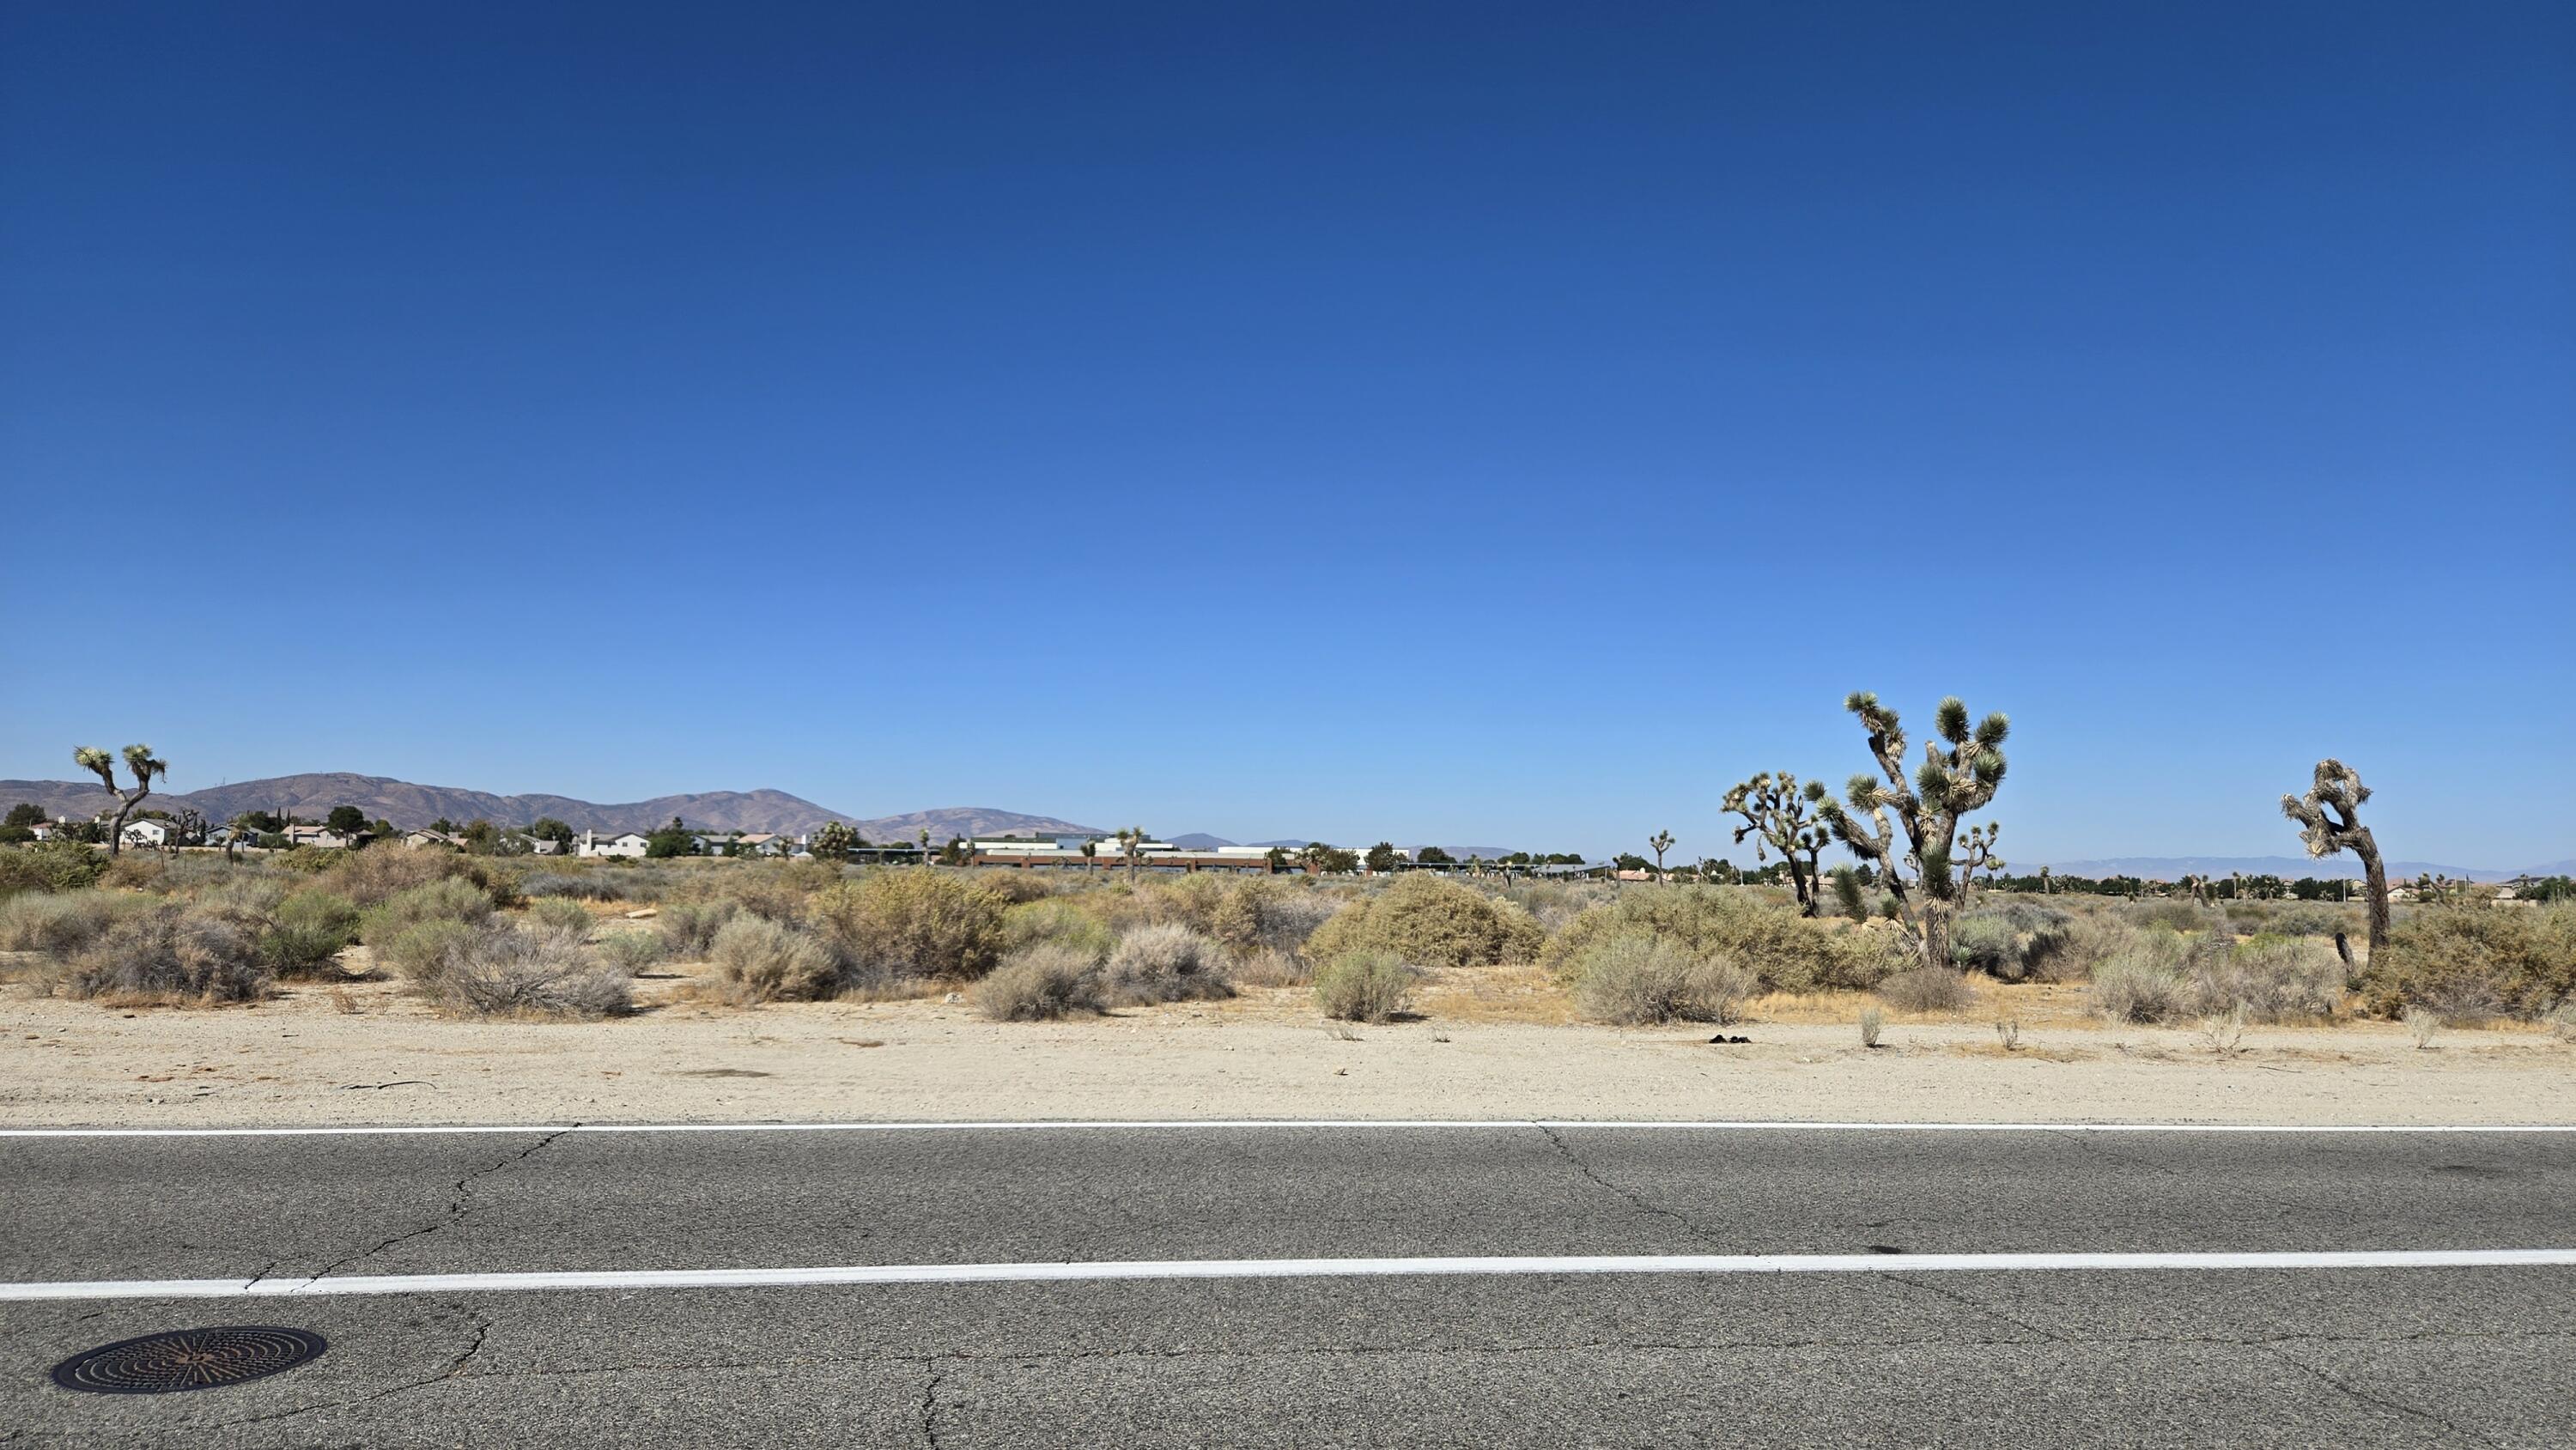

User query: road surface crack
[305,1126,574,1281]
[205,1298,492,1433]
[2253,1343,2504,1447]
[1534,1124,1716,1245]
[918,1359,949,1447]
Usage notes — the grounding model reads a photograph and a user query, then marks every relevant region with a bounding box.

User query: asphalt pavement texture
[2,1123,2569,1447]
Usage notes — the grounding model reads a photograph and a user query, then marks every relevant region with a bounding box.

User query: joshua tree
[74,743,166,857]
[916,827,931,865]
[1116,826,1146,883]
[1816,693,2009,970]
[1646,830,1675,877]
[1953,820,2005,904]
[2282,759,2391,962]
[1721,772,1831,916]
[809,821,856,862]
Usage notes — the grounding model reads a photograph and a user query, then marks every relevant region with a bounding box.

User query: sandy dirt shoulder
[4,963,2571,1129]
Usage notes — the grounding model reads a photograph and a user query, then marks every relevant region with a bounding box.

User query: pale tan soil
[3,957,2570,1128]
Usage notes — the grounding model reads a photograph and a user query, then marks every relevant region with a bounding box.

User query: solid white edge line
[1,1119,2573,1138]
[5,1249,2573,1302]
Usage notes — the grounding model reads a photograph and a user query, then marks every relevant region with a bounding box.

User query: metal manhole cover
[51,1326,328,1394]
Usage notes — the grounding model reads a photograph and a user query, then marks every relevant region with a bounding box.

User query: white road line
[3,1119,2573,1139]
[5,1249,2571,1302]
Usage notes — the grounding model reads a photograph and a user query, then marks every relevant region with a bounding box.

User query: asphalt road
[2,1123,2570,1447]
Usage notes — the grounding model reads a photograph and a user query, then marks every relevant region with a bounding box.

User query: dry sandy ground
[3,962,2571,1128]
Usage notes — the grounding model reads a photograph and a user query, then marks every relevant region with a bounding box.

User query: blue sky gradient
[3,2,2570,865]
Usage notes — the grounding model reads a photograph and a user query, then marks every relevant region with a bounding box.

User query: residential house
[576,830,651,859]
[404,829,462,850]
[119,818,179,849]
[283,824,350,849]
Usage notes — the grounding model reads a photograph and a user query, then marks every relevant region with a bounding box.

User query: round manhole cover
[51,1326,328,1394]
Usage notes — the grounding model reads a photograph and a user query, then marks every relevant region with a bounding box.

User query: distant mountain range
[2034,855,2564,883]
[0,773,1103,842]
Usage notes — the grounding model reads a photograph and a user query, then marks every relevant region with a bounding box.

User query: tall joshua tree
[1816,694,2009,970]
[75,743,166,857]
[2281,759,2390,963]
[1116,826,1147,884]
[1722,772,1831,916]
[1647,830,1675,877]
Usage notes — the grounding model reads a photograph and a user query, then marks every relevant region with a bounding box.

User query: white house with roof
[119,818,179,849]
[404,829,462,850]
[283,824,350,849]
[576,829,651,859]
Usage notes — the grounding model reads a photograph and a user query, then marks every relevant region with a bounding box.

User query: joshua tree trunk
[1919,896,1957,977]
[2358,845,2390,962]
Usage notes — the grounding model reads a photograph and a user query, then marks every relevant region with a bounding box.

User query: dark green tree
[325,805,368,835]
[1364,841,1400,873]
[645,816,696,858]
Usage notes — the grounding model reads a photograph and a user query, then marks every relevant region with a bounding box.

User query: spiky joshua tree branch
[75,743,166,858]
[2281,758,2390,962]
[1815,693,2008,970]
[1721,772,1832,917]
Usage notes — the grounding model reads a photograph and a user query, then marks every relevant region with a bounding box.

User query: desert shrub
[0,889,147,956]
[359,877,494,943]
[526,898,595,938]
[0,841,109,895]
[1540,887,1893,992]
[523,871,636,902]
[2090,933,2194,1022]
[1303,876,1544,970]
[2264,903,2356,938]
[708,913,841,1003]
[100,852,169,891]
[809,871,1006,981]
[1498,878,1615,931]
[657,899,739,958]
[1003,898,1115,963]
[2137,900,2221,933]
[974,943,1104,1021]
[670,865,814,924]
[2360,901,2576,1020]
[968,870,1062,906]
[46,903,270,1004]
[327,846,512,908]
[1571,931,1755,1025]
[1098,923,1236,1006]
[1313,949,1419,1023]
[2192,934,2342,1022]
[1876,967,1975,1013]
[257,889,362,976]
[1206,878,1341,961]
[376,917,481,984]
[1951,903,2076,983]
[596,927,668,974]
[410,921,629,1018]
[1232,947,1311,987]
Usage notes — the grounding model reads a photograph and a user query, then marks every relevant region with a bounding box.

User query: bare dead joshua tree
[2282,758,2390,966]
[74,743,166,858]
[1722,771,1831,917]
[1817,693,2009,971]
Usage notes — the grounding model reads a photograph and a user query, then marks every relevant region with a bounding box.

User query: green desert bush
[656,899,739,959]
[1205,877,1341,961]
[1950,903,2078,983]
[1098,923,1236,1007]
[1313,949,1419,1023]
[1002,898,1115,964]
[1876,967,1975,1013]
[1570,931,1756,1025]
[973,943,1105,1021]
[708,913,841,1003]
[526,897,595,938]
[0,889,144,956]
[409,921,629,1019]
[967,869,1062,906]
[1541,887,1895,993]
[359,877,494,943]
[2261,902,2357,939]
[2360,901,2576,1020]
[522,871,638,901]
[810,871,1007,981]
[376,917,482,984]
[2190,934,2343,1022]
[596,927,669,974]
[0,841,109,895]
[2090,933,2194,1022]
[256,889,362,976]
[99,851,169,891]
[327,846,513,908]
[48,903,270,1004]
[1304,876,1544,970]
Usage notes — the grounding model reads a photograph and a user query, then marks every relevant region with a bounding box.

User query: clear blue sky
[3,2,2570,867]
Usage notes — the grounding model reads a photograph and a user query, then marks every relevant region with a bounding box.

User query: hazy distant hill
[0,773,1102,841]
